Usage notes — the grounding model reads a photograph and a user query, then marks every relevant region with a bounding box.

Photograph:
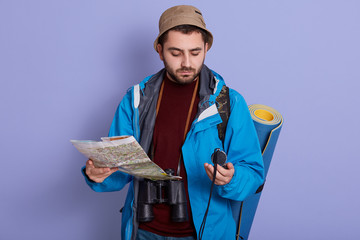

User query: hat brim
[153,24,213,52]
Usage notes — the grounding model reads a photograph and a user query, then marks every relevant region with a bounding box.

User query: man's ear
[205,42,209,54]
[157,44,164,61]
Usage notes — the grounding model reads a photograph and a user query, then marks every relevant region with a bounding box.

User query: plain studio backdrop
[0,0,359,239]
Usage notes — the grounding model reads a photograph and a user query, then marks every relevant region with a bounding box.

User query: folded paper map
[71,136,180,180]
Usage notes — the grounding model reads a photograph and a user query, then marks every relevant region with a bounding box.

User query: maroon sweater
[139,74,199,237]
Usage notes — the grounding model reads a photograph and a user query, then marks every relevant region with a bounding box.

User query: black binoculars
[137,169,188,223]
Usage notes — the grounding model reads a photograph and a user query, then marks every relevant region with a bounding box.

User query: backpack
[215,85,264,240]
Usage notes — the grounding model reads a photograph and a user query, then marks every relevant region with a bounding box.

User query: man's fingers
[217,163,234,177]
[86,160,112,174]
[204,162,234,185]
[204,163,214,180]
[213,167,229,184]
[109,167,119,174]
[94,167,112,175]
[86,159,92,167]
[204,163,224,181]
[226,162,234,170]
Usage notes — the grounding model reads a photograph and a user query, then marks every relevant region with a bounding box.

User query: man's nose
[181,54,191,68]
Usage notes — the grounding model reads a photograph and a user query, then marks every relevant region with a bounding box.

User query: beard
[163,59,204,85]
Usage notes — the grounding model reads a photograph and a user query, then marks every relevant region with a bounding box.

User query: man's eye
[191,52,200,56]
[171,52,181,56]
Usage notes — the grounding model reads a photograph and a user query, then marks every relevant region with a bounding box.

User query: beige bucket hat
[153,5,213,52]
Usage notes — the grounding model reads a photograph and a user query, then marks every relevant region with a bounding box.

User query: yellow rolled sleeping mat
[232,104,284,240]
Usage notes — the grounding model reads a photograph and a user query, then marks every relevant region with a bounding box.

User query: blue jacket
[82,65,264,240]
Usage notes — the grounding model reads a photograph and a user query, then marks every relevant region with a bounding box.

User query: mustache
[176,67,195,72]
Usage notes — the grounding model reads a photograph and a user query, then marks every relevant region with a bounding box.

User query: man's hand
[204,162,235,185]
[85,159,118,183]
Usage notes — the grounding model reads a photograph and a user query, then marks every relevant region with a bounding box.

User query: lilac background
[1,0,359,239]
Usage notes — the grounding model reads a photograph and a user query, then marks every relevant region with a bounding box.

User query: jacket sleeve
[216,89,264,201]
[82,89,134,192]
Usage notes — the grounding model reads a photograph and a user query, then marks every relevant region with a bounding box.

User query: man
[83,5,264,240]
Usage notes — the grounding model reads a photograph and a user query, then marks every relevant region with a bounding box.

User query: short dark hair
[157,24,209,47]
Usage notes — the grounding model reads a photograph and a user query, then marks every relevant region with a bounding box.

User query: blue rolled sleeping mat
[232,104,283,240]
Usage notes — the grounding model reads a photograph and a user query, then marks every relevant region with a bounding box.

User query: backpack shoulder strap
[216,85,230,143]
